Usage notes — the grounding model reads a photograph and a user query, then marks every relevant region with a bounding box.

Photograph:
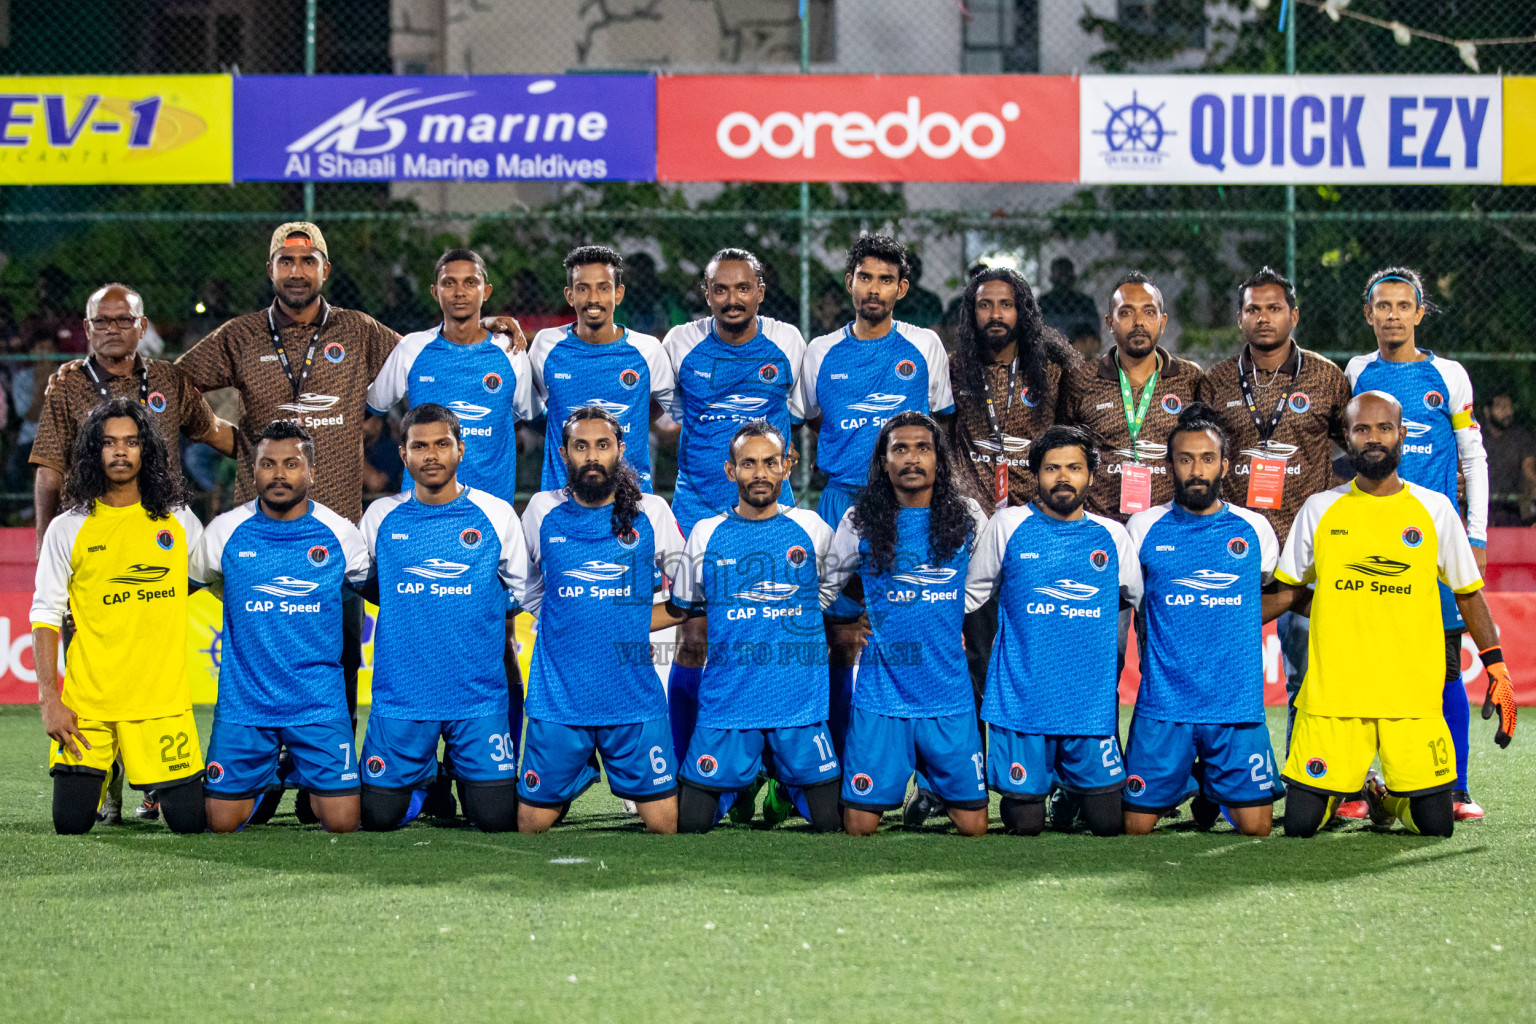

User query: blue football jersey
[367,326,543,503]
[663,316,806,534]
[521,489,685,726]
[1126,501,1279,724]
[360,486,528,720]
[826,499,988,718]
[191,500,370,727]
[965,504,1142,736]
[672,506,836,730]
[795,321,954,490]
[528,325,676,493]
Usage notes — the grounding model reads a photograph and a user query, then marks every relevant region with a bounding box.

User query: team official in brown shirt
[1064,271,1203,523]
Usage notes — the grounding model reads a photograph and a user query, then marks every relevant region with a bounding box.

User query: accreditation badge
[1245,455,1288,510]
[1119,462,1153,515]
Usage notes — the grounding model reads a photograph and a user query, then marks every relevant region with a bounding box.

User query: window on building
[962,0,1039,73]
[1116,0,1206,51]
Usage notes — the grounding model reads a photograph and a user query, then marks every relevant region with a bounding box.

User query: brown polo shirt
[1063,345,1205,522]
[949,349,1071,508]
[30,355,216,474]
[1197,342,1350,546]
[176,299,397,522]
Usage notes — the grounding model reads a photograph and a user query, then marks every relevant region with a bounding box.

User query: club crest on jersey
[1009,762,1026,783]
[786,545,807,567]
[1021,387,1038,408]
[206,761,225,783]
[482,371,503,394]
[1402,526,1424,548]
[695,754,719,778]
[1288,392,1311,414]
[522,769,540,792]
[758,363,779,384]
[1126,774,1145,795]
[1160,394,1183,415]
[894,359,917,381]
[147,391,167,413]
[616,529,639,551]
[1227,537,1249,559]
[365,756,386,779]
[1305,757,1327,778]
[459,528,483,550]
[308,545,330,567]
[1423,390,1444,411]
[324,341,345,363]
[155,530,174,551]
[851,773,873,794]
[618,367,641,390]
[1089,549,1109,571]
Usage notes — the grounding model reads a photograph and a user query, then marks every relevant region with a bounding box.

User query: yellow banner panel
[1503,78,1536,185]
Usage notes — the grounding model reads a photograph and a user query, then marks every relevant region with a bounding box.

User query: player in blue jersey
[661,248,808,814]
[1123,404,1282,836]
[527,246,676,494]
[517,406,687,834]
[964,424,1142,836]
[358,403,528,832]
[823,412,990,836]
[191,421,370,833]
[668,420,842,833]
[795,234,955,754]
[1346,266,1490,821]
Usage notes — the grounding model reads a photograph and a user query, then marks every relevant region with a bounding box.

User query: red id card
[1245,456,1287,509]
[1119,462,1152,515]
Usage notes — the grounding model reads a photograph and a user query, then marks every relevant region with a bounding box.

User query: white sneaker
[96,795,122,825]
[620,799,639,815]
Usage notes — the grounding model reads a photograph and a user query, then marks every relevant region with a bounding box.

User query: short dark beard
[1173,473,1222,512]
[569,463,617,503]
[1349,442,1401,481]
[260,487,306,516]
[981,322,1017,354]
[740,484,778,510]
[1039,484,1085,517]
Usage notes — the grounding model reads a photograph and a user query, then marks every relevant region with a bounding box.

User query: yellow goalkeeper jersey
[1275,480,1482,719]
[31,501,203,721]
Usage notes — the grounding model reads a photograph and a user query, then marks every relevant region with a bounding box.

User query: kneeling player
[32,399,208,834]
[192,422,370,832]
[669,421,841,832]
[359,404,528,832]
[1123,404,1282,836]
[517,407,687,834]
[1273,392,1515,837]
[824,412,989,836]
[964,425,1142,836]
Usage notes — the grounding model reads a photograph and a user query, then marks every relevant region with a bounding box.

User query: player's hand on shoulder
[481,315,527,352]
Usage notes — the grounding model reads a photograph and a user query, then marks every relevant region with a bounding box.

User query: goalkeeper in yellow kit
[1271,391,1515,837]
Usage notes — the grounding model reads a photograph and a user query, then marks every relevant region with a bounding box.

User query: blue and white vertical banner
[1079,75,1502,184]
[233,74,656,182]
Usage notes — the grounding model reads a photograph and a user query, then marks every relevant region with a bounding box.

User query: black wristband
[1480,646,1505,669]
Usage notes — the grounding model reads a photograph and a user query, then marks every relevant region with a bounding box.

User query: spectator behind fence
[1038,257,1099,340]
[894,253,945,329]
[1482,392,1536,526]
[21,265,87,355]
[1068,321,1102,362]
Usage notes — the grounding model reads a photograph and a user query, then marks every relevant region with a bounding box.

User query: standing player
[527,246,676,493]
[358,404,528,832]
[824,412,990,836]
[191,422,370,834]
[964,425,1142,836]
[1347,267,1490,820]
[517,407,687,834]
[669,421,841,833]
[1272,391,1513,838]
[32,399,207,834]
[1123,404,1282,836]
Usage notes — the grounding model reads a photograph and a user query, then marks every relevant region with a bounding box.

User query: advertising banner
[0,75,230,184]
[657,74,1078,182]
[233,74,655,182]
[1502,77,1536,185]
[1080,75,1502,184]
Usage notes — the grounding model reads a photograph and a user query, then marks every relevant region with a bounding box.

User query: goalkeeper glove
[1479,646,1517,749]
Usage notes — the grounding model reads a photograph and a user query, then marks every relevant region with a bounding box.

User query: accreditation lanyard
[1117,359,1158,515]
[1236,349,1302,446]
[1237,348,1301,510]
[981,357,1020,510]
[266,303,330,399]
[83,357,148,406]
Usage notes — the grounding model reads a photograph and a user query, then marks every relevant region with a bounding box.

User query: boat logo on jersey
[1172,569,1239,591]
[618,367,641,390]
[567,398,631,418]
[757,364,779,384]
[564,560,629,582]
[1160,394,1183,415]
[894,359,917,380]
[971,434,1030,454]
[155,529,174,550]
[1113,440,1167,462]
[1238,440,1299,461]
[206,761,224,784]
[1089,549,1110,571]
[1226,537,1249,559]
[308,545,330,566]
[482,371,502,394]
[147,391,167,413]
[848,392,907,414]
[695,754,719,778]
[616,528,640,551]
[706,393,770,415]
[786,545,807,566]
[734,581,798,602]
[522,769,540,792]
[1401,526,1424,549]
[402,558,471,580]
[891,566,958,587]
[1402,419,1433,439]
[1008,763,1026,783]
[110,563,171,586]
[459,528,482,549]
[445,400,491,421]
[365,756,386,779]
[1305,757,1327,778]
[1126,774,1146,795]
[1034,579,1099,601]
[252,576,321,597]
[324,341,346,363]
[850,773,874,794]
[1423,390,1444,411]
[1288,392,1311,414]
[1344,555,1411,578]
[277,392,342,414]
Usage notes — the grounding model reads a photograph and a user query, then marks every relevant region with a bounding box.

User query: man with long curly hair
[31,398,207,835]
[825,412,990,836]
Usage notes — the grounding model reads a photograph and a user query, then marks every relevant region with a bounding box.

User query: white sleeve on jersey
[518,490,562,619]
[360,492,408,584]
[189,501,258,596]
[641,493,686,604]
[1276,488,1342,586]
[1420,486,1484,595]
[762,318,809,422]
[782,507,837,609]
[633,332,677,418]
[526,327,565,403]
[1228,504,1281,585]
[1435,358,1489,546]
[794,333,835,423]
[465,489,530,609]
[661,320,707,424]
[505,344,545,423]
[909,324,955,414]
[30,511,84,630]
[1344,353,1373,390]
[175,506,204,564]
[965,506,1026,613]
[1094,514,1143,608]
[823,509,861,610]
[673,514,723,613]
[367,328,432,415]
[1122,504,1171,611]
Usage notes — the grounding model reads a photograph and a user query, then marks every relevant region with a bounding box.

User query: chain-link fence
[1,0,1534,518]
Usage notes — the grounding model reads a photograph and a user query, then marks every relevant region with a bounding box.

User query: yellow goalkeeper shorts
[48,709,204,790]
[1282,710,1455,797]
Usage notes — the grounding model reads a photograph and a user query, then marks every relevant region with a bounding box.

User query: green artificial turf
[0,705,1531,1023]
